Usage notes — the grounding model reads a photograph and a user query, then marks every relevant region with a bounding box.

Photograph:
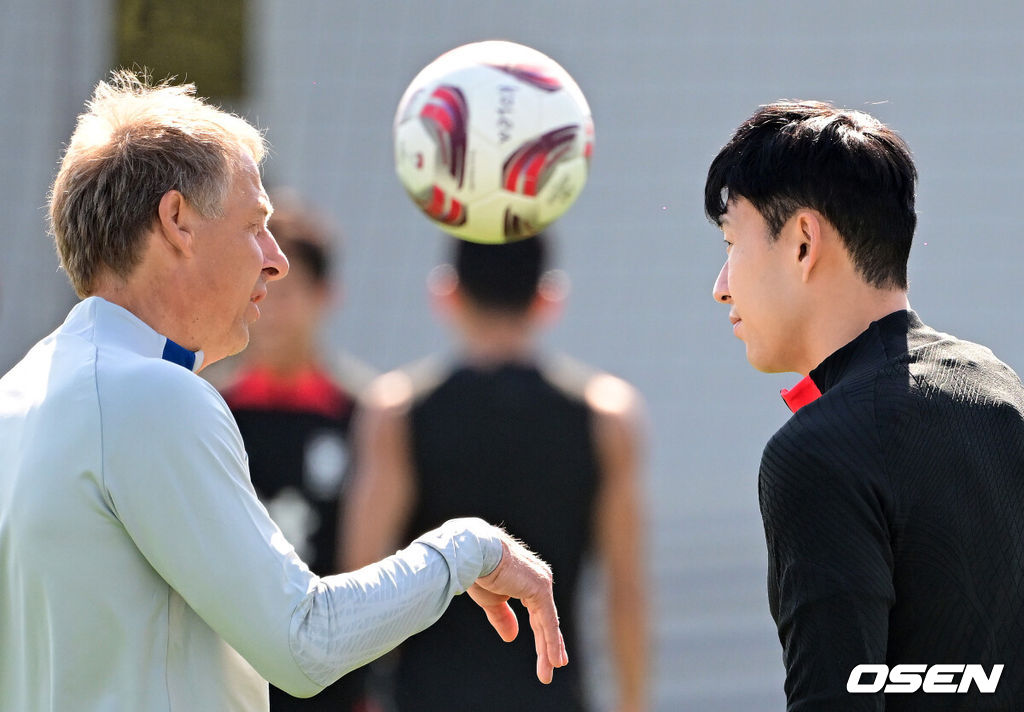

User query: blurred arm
[340,370,418,571]
[588,374,649,712]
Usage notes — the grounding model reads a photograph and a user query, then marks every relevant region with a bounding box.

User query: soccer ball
[393,40,594,244]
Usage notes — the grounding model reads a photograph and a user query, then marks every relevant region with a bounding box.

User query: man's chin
[748,354,796,375]
[228,332,251,357]
[205,329,251,366]
[745,345,786,374]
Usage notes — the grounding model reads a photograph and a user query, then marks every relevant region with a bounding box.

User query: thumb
[468,583,519,642]
[482,601,520,643]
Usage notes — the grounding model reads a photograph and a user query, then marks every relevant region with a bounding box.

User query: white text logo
[847,664,1003,694]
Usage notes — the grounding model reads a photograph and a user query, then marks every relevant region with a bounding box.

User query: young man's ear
[427,263,460,319]
[311,281,339,314]
[793,209,824,283]
[531,269,569,326]
[156,190,197,257]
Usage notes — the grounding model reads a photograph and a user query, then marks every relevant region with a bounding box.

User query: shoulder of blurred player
[535,352,646,444]
[359,355,451,415]
[585,372,647,442]
[361,368,414,418]
[585,372,642,416]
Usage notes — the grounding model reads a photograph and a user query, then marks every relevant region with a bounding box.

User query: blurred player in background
[219,190,375,712]
[707,100,1024,709]
[0,71,567,712]
[344,235,649,712]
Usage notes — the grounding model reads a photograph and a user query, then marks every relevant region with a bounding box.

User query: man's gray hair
[50,70,267,297]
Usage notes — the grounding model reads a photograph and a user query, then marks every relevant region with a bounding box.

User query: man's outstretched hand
[467,534,569,684]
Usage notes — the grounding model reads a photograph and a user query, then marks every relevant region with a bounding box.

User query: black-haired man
[708,100,1024,710]
[344,235,649,712]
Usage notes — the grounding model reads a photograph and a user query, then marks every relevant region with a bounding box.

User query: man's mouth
[729,313,742,335]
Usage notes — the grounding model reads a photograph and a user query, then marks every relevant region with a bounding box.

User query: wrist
[416,517,504,585]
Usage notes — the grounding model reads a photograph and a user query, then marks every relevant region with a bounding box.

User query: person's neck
[244,342,319,378]
[799,285,910,375]
[91,272,196,351]
[457,313,538,368]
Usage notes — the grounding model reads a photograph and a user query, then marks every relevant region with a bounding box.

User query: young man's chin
[746,347,789,375]
[743,343,765,371]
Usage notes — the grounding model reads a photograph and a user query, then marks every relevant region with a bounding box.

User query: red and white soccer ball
[393,40,594,244]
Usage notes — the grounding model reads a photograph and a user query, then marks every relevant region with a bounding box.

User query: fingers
[530,607,554,684]
[553,621,568,667]
[473,530,570,683]
[526,594,568,683]
[467,583,519,642]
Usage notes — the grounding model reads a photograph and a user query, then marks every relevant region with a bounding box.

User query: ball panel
[393,40,592,243]
[394,119,440,196]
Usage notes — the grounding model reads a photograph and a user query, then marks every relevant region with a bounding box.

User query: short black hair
[705,101,917,289]
[453,234,549,313]
[267,190,335,285]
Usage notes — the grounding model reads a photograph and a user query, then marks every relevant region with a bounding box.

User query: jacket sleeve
[759,407,895,711]
[102,363,502,697]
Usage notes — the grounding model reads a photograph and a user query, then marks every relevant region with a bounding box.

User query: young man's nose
[713,260,731,304]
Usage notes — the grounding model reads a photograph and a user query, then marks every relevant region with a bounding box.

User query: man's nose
[713,260,731,304]
[261,229,290,282]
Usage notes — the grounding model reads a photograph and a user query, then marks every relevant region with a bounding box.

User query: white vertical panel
[0,0,112,370]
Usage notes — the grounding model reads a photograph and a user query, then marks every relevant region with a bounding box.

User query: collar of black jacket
[807,309,922,397]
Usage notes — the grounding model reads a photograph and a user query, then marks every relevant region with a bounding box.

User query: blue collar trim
[161,339,202,372]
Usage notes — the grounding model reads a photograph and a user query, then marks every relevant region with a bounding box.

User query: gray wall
[3,1,1023,710]
[0,0,108,370]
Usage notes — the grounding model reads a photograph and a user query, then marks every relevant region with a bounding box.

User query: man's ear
[530,269,569,327]
[323,282,343,312]
[156,190,196,257]
[427,263,460,320]
[793,209,824,283]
